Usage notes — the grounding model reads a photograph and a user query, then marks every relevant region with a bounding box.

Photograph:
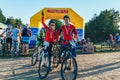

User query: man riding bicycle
[58,15,78,71]
[58,15,78,57]
[41,11,59,71]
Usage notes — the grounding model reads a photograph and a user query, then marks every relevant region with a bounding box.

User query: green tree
[85,8,120,42]
[50,19,63,30]
[6,16,16,26]
[6,17,23,26]
[55,19,63,30]
[0,9,6,23]
[15,18,23,26]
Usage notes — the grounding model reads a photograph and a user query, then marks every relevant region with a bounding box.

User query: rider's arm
[42,12,49,30]
[73,26,78,41]
[55,28,62,41]
[57,27,62,35]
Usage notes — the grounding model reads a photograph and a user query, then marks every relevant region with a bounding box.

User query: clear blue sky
[0,0,120,24]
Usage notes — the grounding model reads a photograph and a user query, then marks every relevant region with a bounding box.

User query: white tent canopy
[0,22,7,29]
[0,22,7,34]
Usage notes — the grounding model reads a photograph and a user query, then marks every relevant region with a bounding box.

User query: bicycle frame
[37,46,48,61]
[61,44,72,58]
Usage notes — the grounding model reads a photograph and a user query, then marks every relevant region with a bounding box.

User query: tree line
[0,9,23,26]
[85,8,120,43]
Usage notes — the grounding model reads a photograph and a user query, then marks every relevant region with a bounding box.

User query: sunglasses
[50,23,55,26]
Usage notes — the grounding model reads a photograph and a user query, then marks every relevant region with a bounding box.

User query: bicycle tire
[38,52,51,79]
[61,54,78,80]
[31,48,38,66]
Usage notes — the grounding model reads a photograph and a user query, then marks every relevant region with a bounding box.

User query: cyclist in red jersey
[41,11,59,71]
[58,15,78,57]
[58,15,78,73]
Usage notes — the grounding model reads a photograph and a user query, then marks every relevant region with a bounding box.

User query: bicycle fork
[41,51,48,66]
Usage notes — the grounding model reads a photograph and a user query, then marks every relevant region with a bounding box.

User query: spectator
[11,25,20,57]
[115,33,120,49]
[22,24,32,55]
[109,34,114,42]
[81,38,86,46]
[115,33,120,43]
[0,24,12,50]
[86,37,91,43]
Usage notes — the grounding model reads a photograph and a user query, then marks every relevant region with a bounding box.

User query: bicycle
[31,43,51,79]
[0,37,4,56]
[60,41,78,80]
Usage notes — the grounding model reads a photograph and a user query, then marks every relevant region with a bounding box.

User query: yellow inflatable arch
[30,8,85,41]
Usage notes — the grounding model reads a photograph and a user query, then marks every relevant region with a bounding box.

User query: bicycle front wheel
[61,54,78,80]
[31,48,38,66]
[38,53,50,79]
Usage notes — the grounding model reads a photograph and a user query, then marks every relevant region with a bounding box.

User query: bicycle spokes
[31,49,38,66]
[38,54,50,79]
[61,56,78,80]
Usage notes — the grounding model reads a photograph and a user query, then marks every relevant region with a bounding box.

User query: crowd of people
[0,24,32,57]
[109,33,120,49]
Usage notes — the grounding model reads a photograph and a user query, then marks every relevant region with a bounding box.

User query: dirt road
[0,52,120,80]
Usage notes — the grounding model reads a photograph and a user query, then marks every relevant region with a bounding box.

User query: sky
[0,0,120,24]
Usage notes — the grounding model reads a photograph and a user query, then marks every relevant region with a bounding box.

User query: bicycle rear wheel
[52,44,61,68]
[31,48,38,66]
[38,53,50,79]
[52,55,60,68]
[61,54,78,80]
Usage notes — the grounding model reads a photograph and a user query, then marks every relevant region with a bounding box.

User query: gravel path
[0,52,120,80]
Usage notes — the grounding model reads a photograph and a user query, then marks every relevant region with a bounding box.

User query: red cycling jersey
[42,16,58,43]
[59,24,78,44]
